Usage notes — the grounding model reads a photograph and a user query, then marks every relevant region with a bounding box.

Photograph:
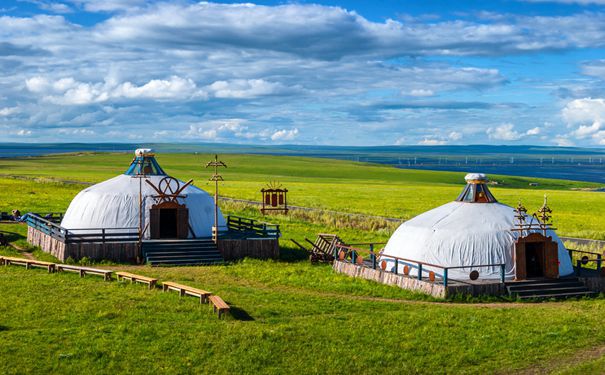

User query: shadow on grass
[0,325,9,332]
[229,306,255,321]
[0,229,26,243]
[278,245,309,263]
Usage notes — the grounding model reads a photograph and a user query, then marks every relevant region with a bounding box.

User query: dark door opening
[526,242,544,278]
[159,208,178,238]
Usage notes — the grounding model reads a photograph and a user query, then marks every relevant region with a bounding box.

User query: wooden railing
[226,215,280,238]
[24,214,138,243]
[569,249,604,275]
[334,243,506,287]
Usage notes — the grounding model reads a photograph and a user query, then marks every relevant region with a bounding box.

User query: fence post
[371,251,376,270]
[576,260,581,276]
[102,228,106,244]
[598,255,602,273]
[443,268,448,288]
[394,259,398,275]
[568,249,573,260]
[500,264,505,284]
[351,250,357,264]
[418,264,423,280]
[333,246,338,260]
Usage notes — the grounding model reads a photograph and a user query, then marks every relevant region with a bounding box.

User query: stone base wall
[332,260,507,298]
[218,238,279,261]
[28,227,140,263]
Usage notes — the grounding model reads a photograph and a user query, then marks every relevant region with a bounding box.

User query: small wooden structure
[291,233,343,263]
[512,198,559,280]
[261,181,288,215]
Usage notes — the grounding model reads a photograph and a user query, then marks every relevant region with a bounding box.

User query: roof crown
[125,149,167,176]
[456,173,497,203]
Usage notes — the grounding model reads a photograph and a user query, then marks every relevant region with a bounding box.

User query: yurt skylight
[125,148,166,176]
[455,173,497,203]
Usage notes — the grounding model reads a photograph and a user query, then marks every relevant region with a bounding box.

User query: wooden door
[514,233,559,280]
[149,208,160,239]
[177,207,189,239]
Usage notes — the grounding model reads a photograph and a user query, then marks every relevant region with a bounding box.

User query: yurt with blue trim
[380,173,574,281]
[60,149,225,239]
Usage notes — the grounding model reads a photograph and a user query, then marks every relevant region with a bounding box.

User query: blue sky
[2,1,605,146]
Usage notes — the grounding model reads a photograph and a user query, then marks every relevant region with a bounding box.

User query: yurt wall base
[578,277,605,293]
[28,227,139,263]
[333,260,507,298]
[218,238,279,261]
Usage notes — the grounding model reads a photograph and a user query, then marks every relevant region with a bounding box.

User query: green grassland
[1,152,605,373]
[1,152,605,239]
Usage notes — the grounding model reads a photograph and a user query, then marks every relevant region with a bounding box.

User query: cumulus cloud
[94,3,605,59]
[418,138,447,145]
[0,107,19,116]
[562,98,605,143]
[270,128,299,141]
[186,119,299,143]
[25,75,203,105]
[486,123,543,141]
[206,79,294,99]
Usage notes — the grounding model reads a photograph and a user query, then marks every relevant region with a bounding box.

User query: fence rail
[24,214,138,243]
[569,248,604,275]
[226,215,280,238]
[333,243,506,287]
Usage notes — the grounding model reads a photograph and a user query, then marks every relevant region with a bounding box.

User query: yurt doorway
[150,202,189,239]
[514,233,559,280]
[159,208,178,238]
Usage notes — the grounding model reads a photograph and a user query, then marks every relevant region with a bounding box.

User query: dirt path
[514,343,605,374]
[8,243,35,260]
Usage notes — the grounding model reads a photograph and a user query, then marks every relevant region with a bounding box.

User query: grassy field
[1,152,605,373]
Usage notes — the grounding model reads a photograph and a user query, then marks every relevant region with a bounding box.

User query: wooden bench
[2,257,55,273]
[162,281,212,303]
[208,295,230,318]
[56,264,113,281]
[116,272,158,290]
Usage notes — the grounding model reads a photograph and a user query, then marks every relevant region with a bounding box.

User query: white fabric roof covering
[61,174,225,239]
[381,201,573,280]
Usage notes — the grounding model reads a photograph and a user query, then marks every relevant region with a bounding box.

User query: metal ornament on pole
[205,154,227,243]
[130,157,148,263]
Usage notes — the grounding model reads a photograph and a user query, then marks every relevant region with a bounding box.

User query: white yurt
[61,149,225,239]
[381,173,573,280]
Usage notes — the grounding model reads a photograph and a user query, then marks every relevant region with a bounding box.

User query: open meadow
[1,152,605,374]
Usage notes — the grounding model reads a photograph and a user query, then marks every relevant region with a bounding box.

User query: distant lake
[399,164,605,184]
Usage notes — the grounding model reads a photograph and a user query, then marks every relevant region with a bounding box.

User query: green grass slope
[1,265,605,374]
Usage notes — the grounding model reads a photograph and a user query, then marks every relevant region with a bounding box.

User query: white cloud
[418,138,447,145]
[270,128,299,141]
[561,98,605,143]
[448,131,463,141]
[26,75,203,105]
[408,89,435,97]
[486,123,542,141]
[487,123,522,141]
[16,129,32,136]
[66,0,145,12]
[206,79,291,99]
[95,2,605,59]
[0,106,19,116]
